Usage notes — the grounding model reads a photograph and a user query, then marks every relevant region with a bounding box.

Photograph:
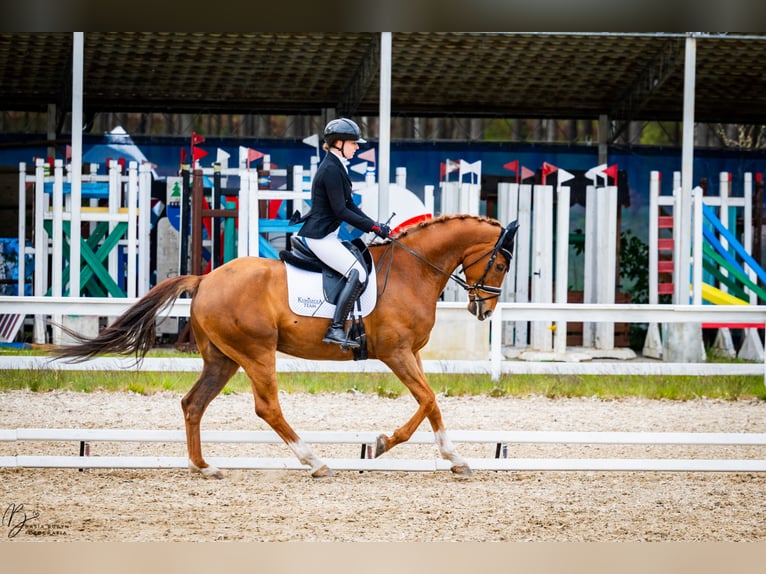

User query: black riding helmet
[324,118,367,145]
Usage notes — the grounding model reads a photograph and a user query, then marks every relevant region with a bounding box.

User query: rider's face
[342,140,359,156]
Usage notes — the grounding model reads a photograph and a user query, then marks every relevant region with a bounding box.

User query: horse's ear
[499,220,519,261]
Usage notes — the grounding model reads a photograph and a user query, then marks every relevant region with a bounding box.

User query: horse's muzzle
[468,300,493,321]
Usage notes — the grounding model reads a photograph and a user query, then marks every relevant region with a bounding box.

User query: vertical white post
[248,170,260,256]
[423,185,434,216]
[643,170,663,359]
[51,159,64,343]
[744,173,756,304]
[33,159,47,343]
[69,31,84,297]
[395,166,406,188]
[515,183,532,347]
[648,171,660,306]
[594,185,617,349]
[108,160,120,283]
[17,163,26,297]
[138,163,151,295]
[51,160,64,298]
[530,183,553,351]
[126,162,138,298]
[719,171,730,292]
[676,34,696,306]
[582,182,597,347]
[554,183,570,353]
[490,305,503,381]
[377,32,392,222]
[237,168,249,258]
[691,185,703,306]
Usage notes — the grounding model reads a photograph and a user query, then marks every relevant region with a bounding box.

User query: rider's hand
[371,223,391,239]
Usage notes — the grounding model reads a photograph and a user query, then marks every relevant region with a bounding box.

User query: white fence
[2,428,765,472]
[2,297,765,473]
[1,297,765,382]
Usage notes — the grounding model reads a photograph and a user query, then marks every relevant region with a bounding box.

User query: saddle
[279,236,373,304]
[279,237,375,360]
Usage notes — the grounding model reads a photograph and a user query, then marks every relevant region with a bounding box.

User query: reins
[373,231,507,300]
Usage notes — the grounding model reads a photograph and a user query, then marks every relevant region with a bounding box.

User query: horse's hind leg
[181,346,240,479]
[240,352,332,478]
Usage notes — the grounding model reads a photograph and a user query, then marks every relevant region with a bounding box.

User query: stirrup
[322,325,360,348]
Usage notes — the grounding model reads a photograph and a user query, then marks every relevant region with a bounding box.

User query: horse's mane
[393,213,502,239]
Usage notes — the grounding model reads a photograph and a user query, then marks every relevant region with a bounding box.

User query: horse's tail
[51,275,203,363]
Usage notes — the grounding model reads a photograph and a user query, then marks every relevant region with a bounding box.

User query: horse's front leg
[377,352,471,477]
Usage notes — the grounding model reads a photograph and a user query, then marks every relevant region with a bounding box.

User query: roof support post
[377,32,392,222]
[664,32,705,363]
[69,32,84,296]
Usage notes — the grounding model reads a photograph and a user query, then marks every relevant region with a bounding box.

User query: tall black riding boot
[323,269,363,348]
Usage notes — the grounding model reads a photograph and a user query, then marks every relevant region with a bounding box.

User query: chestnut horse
[53,214,518,478]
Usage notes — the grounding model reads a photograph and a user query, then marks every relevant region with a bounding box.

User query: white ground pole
[3,428,766,473]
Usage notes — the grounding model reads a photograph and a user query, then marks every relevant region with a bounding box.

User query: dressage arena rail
[2,428,766,473]
[2,299,766,473]
[1,297,766,381]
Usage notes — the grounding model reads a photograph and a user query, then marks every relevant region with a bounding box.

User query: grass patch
[1,347,763,400]
[0,368,763,401]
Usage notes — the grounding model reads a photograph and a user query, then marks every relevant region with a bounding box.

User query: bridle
[375,220,519,300]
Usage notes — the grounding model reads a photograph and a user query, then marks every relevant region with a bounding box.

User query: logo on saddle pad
[280,238,377,319]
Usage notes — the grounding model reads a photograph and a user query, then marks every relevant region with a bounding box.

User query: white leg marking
[435,430,467,467]
[188,459,222,478]
[288,440,327,473]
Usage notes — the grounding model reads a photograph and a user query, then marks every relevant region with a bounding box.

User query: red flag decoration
[180,148,187,165]
[604,164,619,185]
[192,147,208,163]
[520,166,535,182]
[541,162,558,185]
[65,145,72,160]
[503,159,519,173]
[238,146,266,167]
[191,132,205,146]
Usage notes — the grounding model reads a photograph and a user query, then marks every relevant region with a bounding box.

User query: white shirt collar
[330,149,350,173]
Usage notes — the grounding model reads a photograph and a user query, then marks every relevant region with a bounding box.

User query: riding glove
[371,223,391,238]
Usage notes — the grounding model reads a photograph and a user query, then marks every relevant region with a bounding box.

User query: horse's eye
[495,263,506,272]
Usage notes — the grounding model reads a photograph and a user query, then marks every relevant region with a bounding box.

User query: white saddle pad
[284,262,377,319]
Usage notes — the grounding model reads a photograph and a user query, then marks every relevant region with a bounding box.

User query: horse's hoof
[450,464,473,478]
[311,465,333,478]
[375,434,389,458]
[189,461,225,479]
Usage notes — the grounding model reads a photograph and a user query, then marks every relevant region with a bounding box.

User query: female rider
[295,118,391,348]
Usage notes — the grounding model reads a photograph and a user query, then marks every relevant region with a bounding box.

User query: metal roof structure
[1,32,765,134]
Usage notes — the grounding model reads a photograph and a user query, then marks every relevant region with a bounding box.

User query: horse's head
[461,220,519,321]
